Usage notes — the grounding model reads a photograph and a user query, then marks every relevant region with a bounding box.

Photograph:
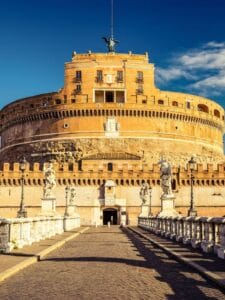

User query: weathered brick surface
[0,226,224,299]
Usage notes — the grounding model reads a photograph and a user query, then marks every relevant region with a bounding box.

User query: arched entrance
[103,208,118,225]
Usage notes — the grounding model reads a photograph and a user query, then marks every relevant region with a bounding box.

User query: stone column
[217,221,225,259]
[0,220,10,253]
[201,218,214,253]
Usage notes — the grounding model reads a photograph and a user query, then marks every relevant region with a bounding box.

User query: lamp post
[149,185,152,216]
[65,186,70,216]
[17,157,27,218]
[188,156,197,217]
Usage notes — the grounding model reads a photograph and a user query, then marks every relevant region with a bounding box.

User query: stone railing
[138,216,225,259]
[0,215,80,253]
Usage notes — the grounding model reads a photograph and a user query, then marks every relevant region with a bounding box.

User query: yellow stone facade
[0,51,224,223]
[0,52,224,164]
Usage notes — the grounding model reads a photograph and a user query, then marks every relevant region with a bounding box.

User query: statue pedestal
[158,195,179,217]
[64,213,80,231]
[40,197,56,216]
[139,204,150,217]
[65,205,76,217]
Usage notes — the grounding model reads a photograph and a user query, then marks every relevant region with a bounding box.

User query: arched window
[198,104,209,113]
[214,109,220,118]
[158,99,164,105]
[55,99,62,105]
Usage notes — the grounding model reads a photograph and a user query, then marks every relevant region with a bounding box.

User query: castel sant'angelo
[0,37,224,225]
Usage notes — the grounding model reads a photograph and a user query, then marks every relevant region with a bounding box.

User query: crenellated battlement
[1,161,224,173]
[0,161,224,187]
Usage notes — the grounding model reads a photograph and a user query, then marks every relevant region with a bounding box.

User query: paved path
[133,226,225,287]
[0,226,225,300]
[0,227,89,282]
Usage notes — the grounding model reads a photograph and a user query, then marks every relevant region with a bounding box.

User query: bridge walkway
[131,226,225,289]
[0,226,224,299]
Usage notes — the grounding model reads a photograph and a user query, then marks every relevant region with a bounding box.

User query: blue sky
[1,0,225,109]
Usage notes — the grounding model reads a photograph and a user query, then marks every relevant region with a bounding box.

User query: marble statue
[139,182,149,204]
[69,187,76,205]
[159,160,173,197]
[43,162,56,198]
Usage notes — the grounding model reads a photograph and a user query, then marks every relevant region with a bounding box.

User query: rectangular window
[186,101,191,109]
[96,70,103,82]
[116,91,125,103]
[94,90,125,103]
[108,163,113,171]
[117,71,123,82]
[75,70,82,82]
[105,91,114,102]
[137,71,143,83]
[137,85,143,94]
[76,84,82,93]
[95,90,104,103]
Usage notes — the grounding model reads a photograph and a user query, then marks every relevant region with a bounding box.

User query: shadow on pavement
[121,227,224,300]
[1,252,38,257]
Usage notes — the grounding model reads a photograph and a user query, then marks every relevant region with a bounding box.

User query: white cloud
[156,41,225,97]
[179,48,225,70]
[204,41,225,48]
[191,70,225,90]
[156,67,194,83]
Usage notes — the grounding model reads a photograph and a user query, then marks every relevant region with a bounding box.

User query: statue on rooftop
[102,36,119,52]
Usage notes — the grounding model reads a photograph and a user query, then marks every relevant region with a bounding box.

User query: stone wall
[0,184,225,223]
[0,162,224,224]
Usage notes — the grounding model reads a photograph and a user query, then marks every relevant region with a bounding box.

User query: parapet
[0,161,224,176]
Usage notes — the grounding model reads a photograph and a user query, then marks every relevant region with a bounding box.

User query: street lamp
[149,185,152,216]
[188,156,197,217]
[65,186,70,216]
[17,157,27,218]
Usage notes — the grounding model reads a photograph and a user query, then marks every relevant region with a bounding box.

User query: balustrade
[0,215,80,253]
[138,216,225,259]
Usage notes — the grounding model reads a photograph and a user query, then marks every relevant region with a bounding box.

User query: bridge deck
[132,226,225,287]
[0,226,224,299]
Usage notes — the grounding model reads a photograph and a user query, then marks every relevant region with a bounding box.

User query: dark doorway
[172,179,176,190]
[103,208,118,225]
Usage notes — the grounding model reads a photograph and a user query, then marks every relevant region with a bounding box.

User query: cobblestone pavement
[0,226,224,300]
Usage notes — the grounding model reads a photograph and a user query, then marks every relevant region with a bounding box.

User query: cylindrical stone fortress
[0,52,224,165]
